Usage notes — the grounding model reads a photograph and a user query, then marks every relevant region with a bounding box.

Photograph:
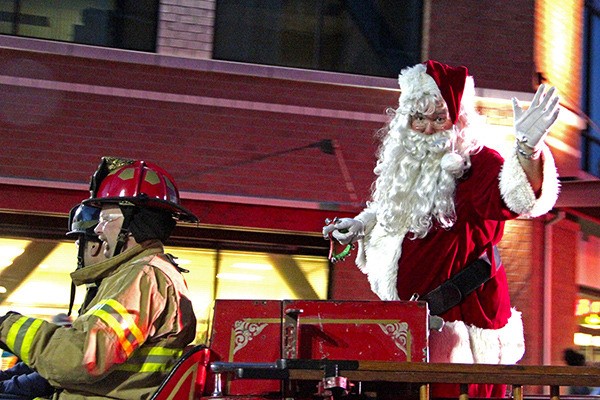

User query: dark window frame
[213,0,423,79]
[0,0,159,52]
[583,0,600,177]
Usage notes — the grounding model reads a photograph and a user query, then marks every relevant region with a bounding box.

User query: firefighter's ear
[90,241,102,257]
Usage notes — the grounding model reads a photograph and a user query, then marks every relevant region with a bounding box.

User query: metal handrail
[285,361,600,400]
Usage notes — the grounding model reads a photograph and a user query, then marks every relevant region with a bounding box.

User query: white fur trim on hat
[398,63,441,107]
[498,145,560,217]
[429,308,525,365]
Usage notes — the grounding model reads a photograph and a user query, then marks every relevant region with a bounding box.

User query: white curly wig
[367,63,483,238]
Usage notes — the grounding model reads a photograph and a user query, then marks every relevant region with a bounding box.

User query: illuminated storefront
[575,295,600,362]
[0,236,329,343]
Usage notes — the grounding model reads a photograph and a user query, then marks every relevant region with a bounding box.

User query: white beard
[358,98,483,300]
[359,127,469,300]
[371,127,462,238]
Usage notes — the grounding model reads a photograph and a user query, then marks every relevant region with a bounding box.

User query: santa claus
[323,60,560,398]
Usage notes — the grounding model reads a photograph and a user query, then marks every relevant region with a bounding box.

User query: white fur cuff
[499,145,559,217]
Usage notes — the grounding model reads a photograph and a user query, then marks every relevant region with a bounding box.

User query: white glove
[512,84,560,154]
[322,217,365,245]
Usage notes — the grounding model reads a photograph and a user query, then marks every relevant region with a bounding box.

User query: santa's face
[410,103,453,135]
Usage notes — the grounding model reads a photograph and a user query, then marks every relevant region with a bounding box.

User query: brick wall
[0,0,591,374]
[157,0,216,59]
[0,47,398,233]
[500,216,582,368]
[428,0,536,92]
[534,0,584,112]
[330,253,379,301]
[548,218,581,364]
[157,0,539,93]
[501,219,545,366]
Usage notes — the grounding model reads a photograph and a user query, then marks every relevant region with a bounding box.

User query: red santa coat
[398,147,515,330]
[356,143,559,342]
[354,145,559,397]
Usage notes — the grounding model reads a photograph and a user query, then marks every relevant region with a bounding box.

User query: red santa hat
[398,60,468,124]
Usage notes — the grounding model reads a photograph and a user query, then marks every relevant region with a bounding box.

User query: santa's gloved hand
[322,218,364,245]
[512,84,560,158]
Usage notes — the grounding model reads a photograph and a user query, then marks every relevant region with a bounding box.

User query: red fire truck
[150,299,600,400]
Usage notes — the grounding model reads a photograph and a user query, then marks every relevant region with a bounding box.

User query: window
[0,0,158,51]
[583,1,600,177]
[0,237,329,344]
[213,0,423,78]
[574,291,600,363]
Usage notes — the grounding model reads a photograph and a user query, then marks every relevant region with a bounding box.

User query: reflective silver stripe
[6,317,43,363]
[114,347,183,373]
[87,299,145,356]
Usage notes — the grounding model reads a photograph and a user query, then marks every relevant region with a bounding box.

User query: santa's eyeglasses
[410,113,450,130]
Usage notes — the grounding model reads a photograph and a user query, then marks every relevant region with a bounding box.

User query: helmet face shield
[67,204,101,239]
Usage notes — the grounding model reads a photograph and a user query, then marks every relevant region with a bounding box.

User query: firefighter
[0,157,199,399]
[0,203,104,399]
[323,60,560,398]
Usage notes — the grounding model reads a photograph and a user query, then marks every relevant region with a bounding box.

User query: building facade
[0,0,598,385]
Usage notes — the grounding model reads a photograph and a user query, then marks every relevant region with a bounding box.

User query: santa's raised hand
[512,84,560,156]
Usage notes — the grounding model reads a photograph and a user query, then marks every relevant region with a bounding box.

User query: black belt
[420,246,501,316]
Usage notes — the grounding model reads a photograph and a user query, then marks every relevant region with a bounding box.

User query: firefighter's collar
[70,240,164,286]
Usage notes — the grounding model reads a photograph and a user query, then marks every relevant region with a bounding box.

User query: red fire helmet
[84,157,198,223]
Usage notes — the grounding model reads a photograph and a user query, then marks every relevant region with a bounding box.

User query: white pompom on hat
[441,152,466,176]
